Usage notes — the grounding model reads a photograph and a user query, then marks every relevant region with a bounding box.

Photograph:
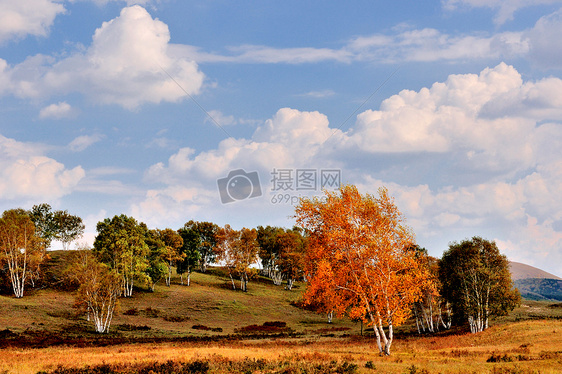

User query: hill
[509,261,562,280]
[509,261,562,301]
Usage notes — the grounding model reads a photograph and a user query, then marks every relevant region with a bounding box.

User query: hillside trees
[177,225,201,286]
[439,237,520,333]
[29,204,84,250]
[0,209,46,298]
[158,228,184,286]
[275,229,307,290]
[295,185,429,355]
[182,220,219,272]
[93,215,150,297]
[217,225,260,292]
[52,210,85,250]
[68,250,121,333]
[411,247,451,334]
[144,229,167,291]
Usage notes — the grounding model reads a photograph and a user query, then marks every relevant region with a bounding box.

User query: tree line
[0,185,520,353]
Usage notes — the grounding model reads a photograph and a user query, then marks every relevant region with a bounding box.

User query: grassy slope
[0,264,356,339]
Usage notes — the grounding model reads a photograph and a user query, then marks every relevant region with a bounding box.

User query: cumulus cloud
[39,101,75,119]
[0,0,66,42]
[0,134,85,200]
[1,6,205,109]
[135,63,562,275]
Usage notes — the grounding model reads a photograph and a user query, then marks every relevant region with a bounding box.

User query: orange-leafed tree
[295,185,430,355]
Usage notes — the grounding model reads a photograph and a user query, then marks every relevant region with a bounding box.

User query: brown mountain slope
[509,261,562,280]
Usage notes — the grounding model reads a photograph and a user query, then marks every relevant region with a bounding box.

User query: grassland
[1,258,562,373]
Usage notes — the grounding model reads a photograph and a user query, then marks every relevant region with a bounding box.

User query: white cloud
[68,134,105,152]
[0,134,85,200]
[0,0,66,42]
[443,0,562,25]
[135,63,562,276]
[39,101,75,119]
[526,8,562,69]
[1,6,205,109]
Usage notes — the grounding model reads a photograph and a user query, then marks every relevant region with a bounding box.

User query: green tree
[93,215,150,297]
[256,225,284,283]
[29,204,57,248]
[144,229,167,291]
[0,209,46,298]
[181,220,219,272]
[439,236,520,333]
[177,226,201,286]
[52,210,85,250]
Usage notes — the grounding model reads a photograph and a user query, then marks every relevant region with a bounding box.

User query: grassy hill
[0,250,357,343]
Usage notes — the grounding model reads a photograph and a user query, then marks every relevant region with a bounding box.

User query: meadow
[1,261,562,374]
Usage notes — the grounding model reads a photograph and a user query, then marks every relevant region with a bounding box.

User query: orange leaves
[295,185,431,354]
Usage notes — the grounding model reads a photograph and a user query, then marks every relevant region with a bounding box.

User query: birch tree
[52,210,85,250]
[216,225,260,292]
[177,226,201,286]
[439,237,520,333]
[181,220,219,272]
[295,185,429,355]
[93,215,150,297]
[70,250,121,333]
[0,209,46,298]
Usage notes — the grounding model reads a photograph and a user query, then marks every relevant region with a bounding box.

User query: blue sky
[2,0,562,277]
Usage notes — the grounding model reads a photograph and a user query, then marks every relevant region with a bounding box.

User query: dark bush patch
[235,321,291,334]
[144,307,159,318]
[116,324,151,331]
[487,352,514,362]
[163,315,190,323]
[191,324,222,332]
[123,308,138,316]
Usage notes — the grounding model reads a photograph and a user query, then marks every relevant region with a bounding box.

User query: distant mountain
[509,261,562,281]
[509,261,562,301]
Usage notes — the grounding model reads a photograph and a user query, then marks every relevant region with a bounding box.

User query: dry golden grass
[0,319,561,373]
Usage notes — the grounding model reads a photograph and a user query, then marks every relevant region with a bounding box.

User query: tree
[144,229,167,292]
[93,215,150,297]
[29,205,85,250]
[439,236,520,333]
[158,228,184,286]
[177,226,201,286]
[68,250,121,333]
[411,247,451,334]
[181,220,219,272]
[0,209,46,298]
[256,225,284,283]
[29,204,57,249]
[52,210,85,250]
[216,225,260,292]
[295,185,429,355]
[276,228,307,290]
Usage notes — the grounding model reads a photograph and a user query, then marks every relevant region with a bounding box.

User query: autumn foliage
[295,185,430,355]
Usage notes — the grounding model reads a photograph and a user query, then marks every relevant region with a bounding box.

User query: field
[1,257,562,373]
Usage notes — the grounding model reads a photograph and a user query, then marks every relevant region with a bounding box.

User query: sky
[2,0,562,277]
